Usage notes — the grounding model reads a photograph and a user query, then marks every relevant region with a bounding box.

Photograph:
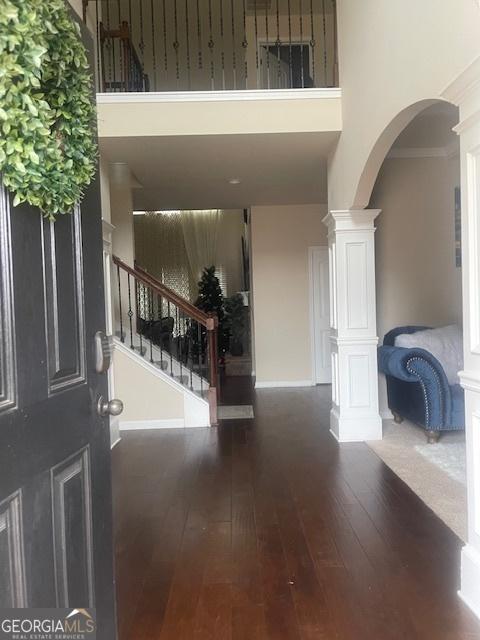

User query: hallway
[112,382,480,639]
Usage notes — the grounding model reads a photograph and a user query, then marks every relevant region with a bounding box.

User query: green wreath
[0,0,97,220]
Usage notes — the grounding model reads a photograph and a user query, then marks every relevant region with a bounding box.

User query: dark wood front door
[0,19,116,639]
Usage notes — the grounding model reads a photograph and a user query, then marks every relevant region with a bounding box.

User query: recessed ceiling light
[228,178,241,185]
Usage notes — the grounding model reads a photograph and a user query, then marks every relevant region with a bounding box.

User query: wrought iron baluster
[117,0,123,89]
[139,0,145,73]
[158,294,164,369]
[299,0,305,88]
[189,320,194,390]
[149,288,154,363]
[128,0,132,33]
[196,0,203,70]
[173,0,180,84]
[265,3,270,89]
[185,0,191,89]
[231,0,236,89]
[208,0,215,89]
[151,0,157,90]
[162,0,168,76]
[127,273,134,348]
[242,0,248,87]
[254,0,259,81]
[138,284,143,355]
[310,0,316,86]
[220,0,226,89]
[168,300,173,376]
[117,264,124,342]
[105,0,114,91]
[288,0,293,87]
[276,0,281,86]
[177,307,183,381]
[198,322,204,395]
[332,0,338,86]
[95,0,102,91]
[322,0,327,86]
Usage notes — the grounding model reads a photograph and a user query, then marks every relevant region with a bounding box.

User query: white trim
[309,246,331,385]
[387,147,450,159]
[330,336,379,346]
[459,544,480,620]
[442,56,480,106]
[96,87,341,104]
[119,419,186,431]
[459,370,480,393]
[255,380,314,389]
[110,437,121,449]
[380,409,394,420]
[309,246,317,386]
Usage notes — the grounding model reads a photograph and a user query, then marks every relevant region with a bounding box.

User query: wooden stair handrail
[113,255,219,426]
[112,256,217,330]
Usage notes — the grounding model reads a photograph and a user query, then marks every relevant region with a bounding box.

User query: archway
[367,100,465,540]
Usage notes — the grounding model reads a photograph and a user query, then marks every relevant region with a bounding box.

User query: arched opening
[368,101,466,540]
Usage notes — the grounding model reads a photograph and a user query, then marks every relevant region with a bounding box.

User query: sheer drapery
[181,209,221,284]
[134,211,195,302]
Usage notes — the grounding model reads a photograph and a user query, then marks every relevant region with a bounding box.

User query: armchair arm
[378,345,452,428]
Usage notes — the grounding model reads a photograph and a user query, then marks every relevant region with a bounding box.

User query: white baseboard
[380,408,394,420]
[255,379,314,389]
[119,418,185,430]
[329,407,383,442]
[110,437,121,449]
[459,544,480,620]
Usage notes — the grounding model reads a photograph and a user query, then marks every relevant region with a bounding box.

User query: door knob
[97,396,124,417]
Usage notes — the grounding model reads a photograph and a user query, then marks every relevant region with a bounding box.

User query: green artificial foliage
[195,266,229,354]
[195,266,225,322]
[0,0,97,220]
[224,293,246,356]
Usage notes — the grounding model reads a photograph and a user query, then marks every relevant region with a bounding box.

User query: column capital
[322,209,381,232]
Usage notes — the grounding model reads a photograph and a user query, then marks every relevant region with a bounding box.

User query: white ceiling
[101,131,338,210]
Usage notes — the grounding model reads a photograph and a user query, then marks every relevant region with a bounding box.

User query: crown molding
[97,87,342,104]
[387,140,459,160]
[442,56,480,106]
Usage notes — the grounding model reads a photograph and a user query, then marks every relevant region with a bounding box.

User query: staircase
[112,256,219,425]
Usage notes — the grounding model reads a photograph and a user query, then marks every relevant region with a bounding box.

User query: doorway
[309,246,331,384]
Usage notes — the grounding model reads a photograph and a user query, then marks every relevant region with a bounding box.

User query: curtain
[181,209,221,285]
[134,211,195,302]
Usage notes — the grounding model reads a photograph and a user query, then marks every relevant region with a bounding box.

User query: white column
[323,210,382,442]
[444,57,480,618]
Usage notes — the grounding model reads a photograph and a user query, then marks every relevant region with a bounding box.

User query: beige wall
[110,163,134,265]
[114,348,184,423]
[251,203,327,384]
[97,93,341,139]
[373,155,462,341]
[328,0,480,211]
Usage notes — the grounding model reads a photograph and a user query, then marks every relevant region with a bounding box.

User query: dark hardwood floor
[112,378,480,639]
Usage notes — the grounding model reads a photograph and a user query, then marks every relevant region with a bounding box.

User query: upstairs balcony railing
[90,0,338,93]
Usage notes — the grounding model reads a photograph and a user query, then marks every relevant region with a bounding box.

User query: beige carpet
[367,419,467,541]
[218,405,254,420]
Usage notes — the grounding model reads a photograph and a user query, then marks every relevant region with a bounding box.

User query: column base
[459,544,480,620]
[329,407,383,443]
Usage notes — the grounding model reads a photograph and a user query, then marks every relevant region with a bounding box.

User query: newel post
[322,210,383,442]
[207,314,219,426]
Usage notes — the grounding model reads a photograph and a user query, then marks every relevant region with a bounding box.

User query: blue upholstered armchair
[378,326,465,443]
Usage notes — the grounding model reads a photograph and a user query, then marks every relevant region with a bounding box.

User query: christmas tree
[195,266,224,322]
[194,266,228,354]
